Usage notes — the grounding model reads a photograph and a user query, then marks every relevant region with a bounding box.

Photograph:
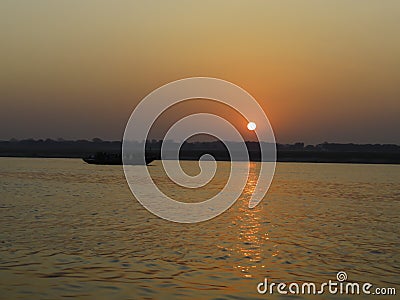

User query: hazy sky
[1,1,399,144]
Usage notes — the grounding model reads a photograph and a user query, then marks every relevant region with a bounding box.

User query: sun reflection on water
[231,162,273,278]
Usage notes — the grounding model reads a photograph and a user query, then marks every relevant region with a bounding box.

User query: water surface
[0,158,399,299]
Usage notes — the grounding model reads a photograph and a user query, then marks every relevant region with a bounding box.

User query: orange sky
[0,1,399,144]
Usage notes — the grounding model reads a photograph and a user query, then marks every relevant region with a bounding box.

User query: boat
[82,152,155,165]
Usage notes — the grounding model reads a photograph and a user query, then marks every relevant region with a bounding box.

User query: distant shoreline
[1,139,399,164]
[1,155,399,165]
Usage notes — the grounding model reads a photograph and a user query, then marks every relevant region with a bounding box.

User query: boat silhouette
[83,152,155,165]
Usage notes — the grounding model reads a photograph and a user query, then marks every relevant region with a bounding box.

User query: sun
[247,121,256,131]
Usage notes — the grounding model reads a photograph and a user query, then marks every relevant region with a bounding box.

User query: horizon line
[1,138,399,147]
